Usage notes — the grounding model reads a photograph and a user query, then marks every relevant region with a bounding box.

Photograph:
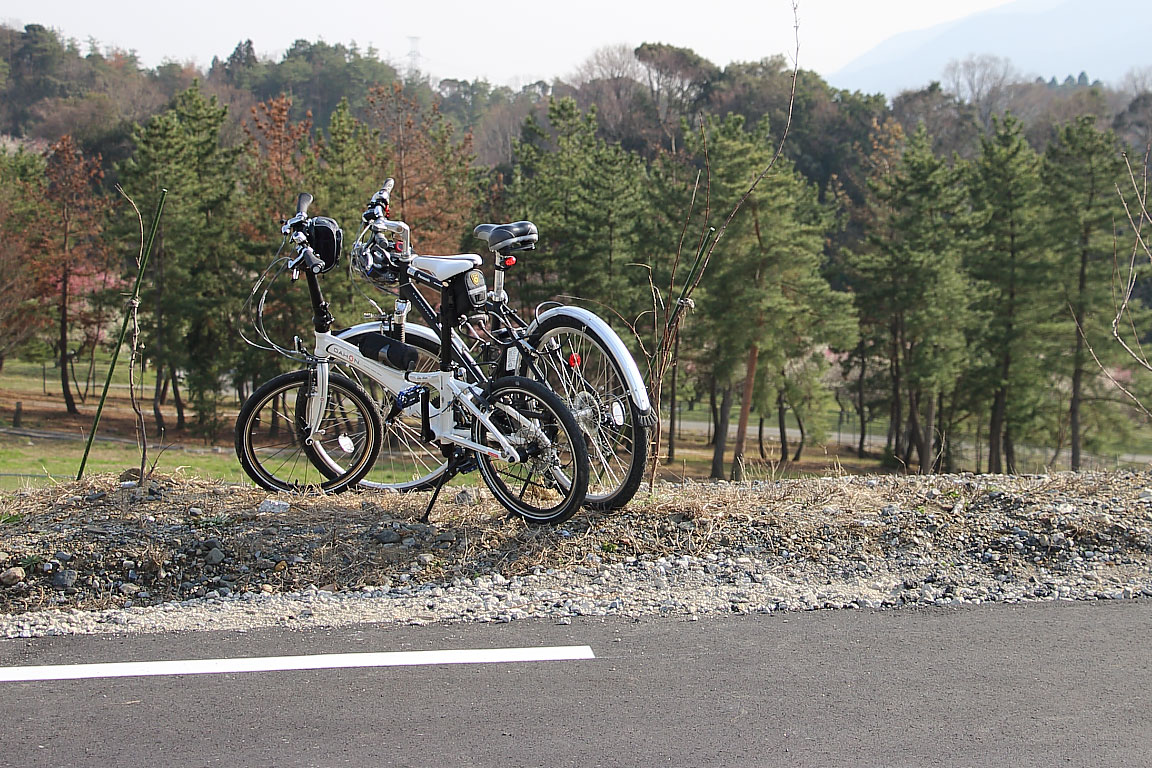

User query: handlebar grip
[298,246,323,274]
[371,178,395,205]
[296,192,313,216]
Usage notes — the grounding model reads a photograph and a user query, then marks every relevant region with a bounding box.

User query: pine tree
[967,113,1060,473]
[856,124,971,473]
[118,81,239,437]
[1042,115,1128,469]
[508,98,647,318]
[687,114,854,479]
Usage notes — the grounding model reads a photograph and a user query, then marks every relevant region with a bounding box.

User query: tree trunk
[170,364,186,430]
[58,261,78,415]
[709,385,733,479]
[1004,429,1017,474]
[152,367,167,436]
[731,344,759,481]
[1070,223,1090,471]
[777,389,789,463]
[889,322,903,458]
[791,409,806,462]
[919,390,936,474]
[988,386,1006,474]
[906,390,922,472]
[665,333,679,464]
[707,377,718,447]
[855,348,868,458]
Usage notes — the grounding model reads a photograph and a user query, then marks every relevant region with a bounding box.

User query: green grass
[0,435,247,490]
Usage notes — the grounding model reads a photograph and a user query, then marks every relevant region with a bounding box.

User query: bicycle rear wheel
[526,315,648,511]
[235,370,381,493]
[473,376,588,525]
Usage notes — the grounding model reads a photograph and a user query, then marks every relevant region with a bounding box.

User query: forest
[3,22,1152,478]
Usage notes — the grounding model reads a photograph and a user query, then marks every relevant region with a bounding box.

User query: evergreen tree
[509,98,647,318]
[1042,115,1129,469]
[856,124,971,472]
[118,81,240,437]
[966,113,1059,473]
[687,114,854,478]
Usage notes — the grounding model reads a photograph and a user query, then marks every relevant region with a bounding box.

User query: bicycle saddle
[473,221,538,253]
[411,254,482,281]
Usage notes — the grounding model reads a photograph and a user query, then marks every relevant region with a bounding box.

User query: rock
[84,491,107,502]
[205,548,226,566]
[119,583,140,596]
[454,488,478,505]
[0,567,25,586]
[118,468,142,482]
[188,507,203,516]
[375,530,403,544]
[51,569,77,589]
[436,532,457,543]
[54,552,72,563]
[258,499,290,514]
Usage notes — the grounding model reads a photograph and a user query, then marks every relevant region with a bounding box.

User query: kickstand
[420,450,467,523]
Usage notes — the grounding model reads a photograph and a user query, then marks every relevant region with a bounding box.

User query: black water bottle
[357,333,419,371]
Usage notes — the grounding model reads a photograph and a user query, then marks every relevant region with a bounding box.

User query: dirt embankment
[2,470,1152,618]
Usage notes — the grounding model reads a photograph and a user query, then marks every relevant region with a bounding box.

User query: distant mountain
[829,0,1152,97]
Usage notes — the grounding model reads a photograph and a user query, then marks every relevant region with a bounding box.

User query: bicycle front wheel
[235,370,381,493]
[526,315,648,511]
[474,376,588,525]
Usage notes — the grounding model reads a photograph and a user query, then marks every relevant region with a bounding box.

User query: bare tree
[1106,150,1152,416]
[1121,66,1152,99]
[943,54,1020,132]
[568,44,644,141]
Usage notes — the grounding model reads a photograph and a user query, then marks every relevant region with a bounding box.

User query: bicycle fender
[528,305,653,416]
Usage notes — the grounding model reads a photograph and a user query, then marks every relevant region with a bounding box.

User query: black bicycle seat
[473,221,538,253]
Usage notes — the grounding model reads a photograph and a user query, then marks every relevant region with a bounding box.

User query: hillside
[831,0,1152,96]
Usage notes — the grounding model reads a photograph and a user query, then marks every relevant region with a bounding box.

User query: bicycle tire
[525,315,648,511]
[235,369,381,494]
[473,376,589,525]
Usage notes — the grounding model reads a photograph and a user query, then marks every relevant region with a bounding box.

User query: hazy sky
[1,0,1018,86]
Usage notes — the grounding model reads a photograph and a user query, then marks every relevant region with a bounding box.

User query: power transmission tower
[407,37,421,79]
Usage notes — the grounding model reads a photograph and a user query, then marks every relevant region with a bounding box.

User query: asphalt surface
[1,599,1150,767]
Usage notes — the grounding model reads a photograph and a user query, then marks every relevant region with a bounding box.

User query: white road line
[0,645,596,682]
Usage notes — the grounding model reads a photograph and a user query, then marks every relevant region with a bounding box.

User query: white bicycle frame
[306,331,524,463]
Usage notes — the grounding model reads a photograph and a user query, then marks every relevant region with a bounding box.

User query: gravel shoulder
[2,470,1151,638]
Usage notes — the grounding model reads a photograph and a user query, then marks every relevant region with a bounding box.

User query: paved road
[1,600,1150,767]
